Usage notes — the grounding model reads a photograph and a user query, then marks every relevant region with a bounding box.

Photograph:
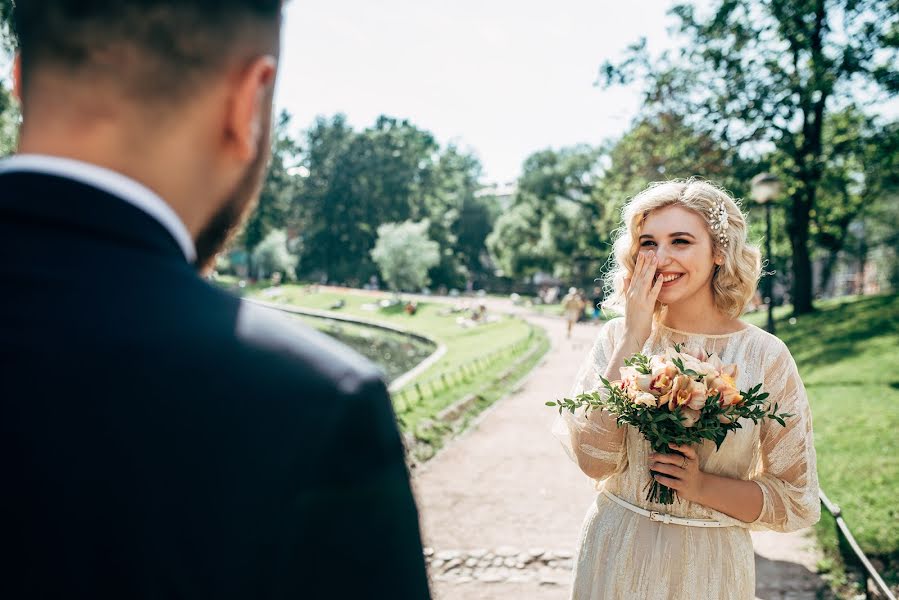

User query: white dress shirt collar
[0,154,196,263]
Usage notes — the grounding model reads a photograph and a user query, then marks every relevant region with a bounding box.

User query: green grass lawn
[246,284,548,458]
[747,294,899,590]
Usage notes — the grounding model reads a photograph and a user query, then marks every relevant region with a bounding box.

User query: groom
[0,1,430,598]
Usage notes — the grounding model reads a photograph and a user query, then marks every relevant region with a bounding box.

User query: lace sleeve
[551,318,628,482]
[748,341,821,532]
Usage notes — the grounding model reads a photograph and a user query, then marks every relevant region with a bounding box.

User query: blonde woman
[553,179,820,599]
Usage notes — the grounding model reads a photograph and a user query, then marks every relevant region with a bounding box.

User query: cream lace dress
[553,317,820,600]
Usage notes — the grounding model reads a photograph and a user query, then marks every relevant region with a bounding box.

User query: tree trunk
[856,226,868,295]
[789,190,815,315]
[817,250,839,298]
[786,0,827,317]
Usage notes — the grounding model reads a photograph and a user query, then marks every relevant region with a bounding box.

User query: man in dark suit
[0,1,430,598]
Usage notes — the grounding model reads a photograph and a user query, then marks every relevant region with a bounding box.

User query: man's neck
[17,131,212,241]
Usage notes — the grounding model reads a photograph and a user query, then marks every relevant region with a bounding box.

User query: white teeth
[660,274,683,283]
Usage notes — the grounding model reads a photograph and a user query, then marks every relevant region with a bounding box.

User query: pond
[290,314,436,383]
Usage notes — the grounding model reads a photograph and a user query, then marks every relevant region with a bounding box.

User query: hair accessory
[707,201,730,248]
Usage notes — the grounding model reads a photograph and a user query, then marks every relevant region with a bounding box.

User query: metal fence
[392,326,539,413]
[819,490,896,600]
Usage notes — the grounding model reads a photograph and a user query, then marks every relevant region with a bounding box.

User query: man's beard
[194,122,273,274]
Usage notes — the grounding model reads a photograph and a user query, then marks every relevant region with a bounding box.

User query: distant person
[0,1,429,598]
[577,289,589,322]
[591,286,604,321]
[561,287,586,338]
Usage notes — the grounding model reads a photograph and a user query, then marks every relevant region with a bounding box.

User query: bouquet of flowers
[548,344,792,505]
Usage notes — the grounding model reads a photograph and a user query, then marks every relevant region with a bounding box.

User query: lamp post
[750,173,781,335]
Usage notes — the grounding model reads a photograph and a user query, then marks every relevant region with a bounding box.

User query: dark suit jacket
[0,172,431,599]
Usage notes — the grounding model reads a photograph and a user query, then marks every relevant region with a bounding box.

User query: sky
[274,0,694,184]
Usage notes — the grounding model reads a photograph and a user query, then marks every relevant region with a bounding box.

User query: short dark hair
[14,1,282,102]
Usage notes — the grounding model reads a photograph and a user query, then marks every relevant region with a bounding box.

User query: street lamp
[750,173,781,335]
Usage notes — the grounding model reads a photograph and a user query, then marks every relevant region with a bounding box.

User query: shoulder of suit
[232,297,386,396]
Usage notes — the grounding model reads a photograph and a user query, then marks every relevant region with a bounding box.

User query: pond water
[291,314,435,382]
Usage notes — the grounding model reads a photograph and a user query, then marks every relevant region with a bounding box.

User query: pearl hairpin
[707,201,730,248]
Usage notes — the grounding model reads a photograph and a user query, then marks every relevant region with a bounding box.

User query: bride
[553,179,820,599]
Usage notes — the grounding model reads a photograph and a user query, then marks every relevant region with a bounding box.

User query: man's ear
[224,55,278,162]
[13,53,23,104]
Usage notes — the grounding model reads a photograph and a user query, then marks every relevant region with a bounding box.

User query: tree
[812,111,899,292]
[239,111,302,252]
[299,115,439,284]
[489,145,609,284]
[454,192,499,284]
[516,145,603,218]
[487,201,558,280]
[418,145,484,288]
[295,115,487,288]
[601,0,899,314]
[0,84,17,157]
[250,229,298,281]
[0,0,18,157]
[370,220,440,293]
[1,0,12,46]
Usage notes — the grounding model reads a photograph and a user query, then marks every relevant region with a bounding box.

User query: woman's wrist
[621,328,647,353]
[692,472,764,523]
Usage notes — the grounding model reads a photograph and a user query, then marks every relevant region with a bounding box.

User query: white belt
[603,490,732,528]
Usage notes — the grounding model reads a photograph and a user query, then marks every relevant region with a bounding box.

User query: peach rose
[650,355,678,378]
[708,371,743,407]
[632,373,653,394]
[682,355,719,379]
[683,347,709,362]
[680,407,701,427]
[650,372,674,396]
[634,392,657,408]
[662,374,707,411]
[685,379,709,410]
[719,388,743,407]
[619,366,639,388]
[705,353,724,371]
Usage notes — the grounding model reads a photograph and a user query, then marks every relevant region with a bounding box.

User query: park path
[411,311,829,600]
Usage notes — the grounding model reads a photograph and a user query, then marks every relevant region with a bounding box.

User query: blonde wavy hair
[602,179,761,320]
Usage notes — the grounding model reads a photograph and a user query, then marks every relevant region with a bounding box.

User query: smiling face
[637,205,723,307]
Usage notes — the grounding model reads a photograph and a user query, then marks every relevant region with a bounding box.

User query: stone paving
[424,547,574,587]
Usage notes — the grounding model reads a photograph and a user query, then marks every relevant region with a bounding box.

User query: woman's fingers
[634,252,645,285]
[638,253,657,291]
[649,453,683,466]
[668,443,698,460]
[650,271,663,301]
[633,252,647,283]
[653,474,682,490]
[650,463,685,478]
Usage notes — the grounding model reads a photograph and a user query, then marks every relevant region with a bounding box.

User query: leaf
[546,401,557,406]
